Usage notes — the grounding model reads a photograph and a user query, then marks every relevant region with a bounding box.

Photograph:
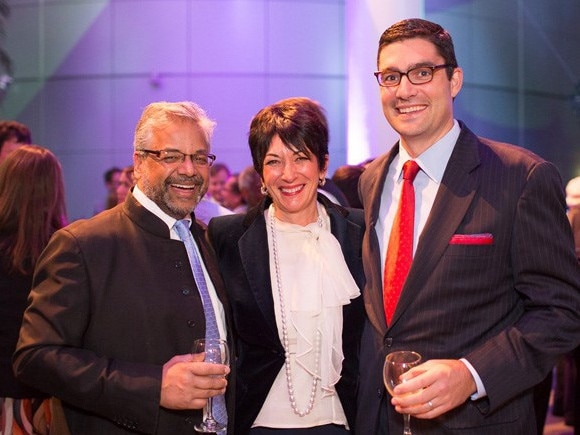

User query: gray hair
[133,101,216,150]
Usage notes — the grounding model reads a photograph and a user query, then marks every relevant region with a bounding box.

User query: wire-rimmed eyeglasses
[136,148,216,167]
[374,64,453,87]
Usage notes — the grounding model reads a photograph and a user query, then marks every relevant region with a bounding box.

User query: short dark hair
[248,97,328,177]
[377,18,458,80]
[104,166,122,183]
[210,162,231,178]
[0,121,32,152]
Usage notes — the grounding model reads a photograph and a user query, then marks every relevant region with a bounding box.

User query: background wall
[1,0,579,220]
[429,0,580,187]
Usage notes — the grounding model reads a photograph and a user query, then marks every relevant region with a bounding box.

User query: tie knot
[174,219,190,240]
[402,160,420,182]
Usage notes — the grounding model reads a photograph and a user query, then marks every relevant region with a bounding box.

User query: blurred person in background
[0,120,32,164]
[553,176,580,432]
[567,176,580,261]
[221,174,247,213]
[568,176,580,435]
[207,162,231,205]
[116,165,134,204]
[331,165,365,209]
[94,166,122,214]
[0,145,67,434]
[239,165,264,208]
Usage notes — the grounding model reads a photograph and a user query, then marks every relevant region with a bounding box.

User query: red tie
[384,160,420,325]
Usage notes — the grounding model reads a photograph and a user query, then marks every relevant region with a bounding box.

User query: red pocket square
[449,233,494,245]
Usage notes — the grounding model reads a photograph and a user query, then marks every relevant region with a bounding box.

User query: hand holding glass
[192,338,229,433]
[383,351,422,435]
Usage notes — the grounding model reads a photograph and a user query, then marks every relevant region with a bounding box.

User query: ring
[428,400,433,409]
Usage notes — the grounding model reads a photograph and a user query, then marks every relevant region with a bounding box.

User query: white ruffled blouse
[252,203,360,429]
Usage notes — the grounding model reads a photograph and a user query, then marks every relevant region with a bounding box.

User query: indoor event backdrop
[1,0,579,221]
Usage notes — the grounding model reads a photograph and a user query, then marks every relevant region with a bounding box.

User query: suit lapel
[361,147,399,334]
[390,126,482,326]
[238,211,280,340]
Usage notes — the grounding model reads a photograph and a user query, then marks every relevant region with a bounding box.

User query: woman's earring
[260,185,268,195]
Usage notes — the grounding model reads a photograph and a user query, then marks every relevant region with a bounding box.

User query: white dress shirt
[132,186,227,340]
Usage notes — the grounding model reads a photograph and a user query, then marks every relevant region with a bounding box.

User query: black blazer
[208,194,365,434]
[14,191,235,434]
[356,122,580,434]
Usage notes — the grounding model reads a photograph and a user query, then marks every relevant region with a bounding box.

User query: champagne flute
[383,351,422,435]
[192,338,229,433]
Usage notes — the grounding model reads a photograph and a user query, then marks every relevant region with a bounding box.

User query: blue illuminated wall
[3,0,580,220]
[3,0,347,220]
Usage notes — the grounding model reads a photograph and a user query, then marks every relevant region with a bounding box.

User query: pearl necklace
[269,209,323,417]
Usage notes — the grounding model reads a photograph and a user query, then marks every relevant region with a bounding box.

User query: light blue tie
[174,219,227,427]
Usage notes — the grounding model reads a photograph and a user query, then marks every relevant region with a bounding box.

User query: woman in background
[208,97,365,434]
[0,145,67,434]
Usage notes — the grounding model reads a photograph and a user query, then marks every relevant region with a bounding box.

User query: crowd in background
[1,18,580,435]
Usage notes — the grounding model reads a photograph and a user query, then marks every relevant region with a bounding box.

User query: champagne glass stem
[205,397,216,424]
[403,413,412,435]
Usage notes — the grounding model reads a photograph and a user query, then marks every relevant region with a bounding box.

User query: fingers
[162,353,195,378]
[392,391,444,419]
[189,361,230,377]
[160,360,229,410]
[390,359,474,419]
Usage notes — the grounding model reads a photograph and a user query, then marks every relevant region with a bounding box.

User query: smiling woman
[207,97,367,435]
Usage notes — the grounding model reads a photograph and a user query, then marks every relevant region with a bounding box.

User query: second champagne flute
[383,350,422,435]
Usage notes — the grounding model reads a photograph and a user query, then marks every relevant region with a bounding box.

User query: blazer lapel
[361,147,398,334]
[238,210,280,340]
[390,126,482,326]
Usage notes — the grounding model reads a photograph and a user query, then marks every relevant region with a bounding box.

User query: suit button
[384,337,393,347]
[187,320,196,327]
[182,288,191,295]
[175,260,184,269]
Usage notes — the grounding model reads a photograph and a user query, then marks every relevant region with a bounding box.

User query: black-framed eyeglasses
[136,148,216,167]
[374,64,453,87]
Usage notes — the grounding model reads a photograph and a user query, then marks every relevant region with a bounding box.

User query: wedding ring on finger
[428,400,434,410]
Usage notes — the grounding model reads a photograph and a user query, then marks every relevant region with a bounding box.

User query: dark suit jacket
[13,191,235,434]
[356,122,580,434]
[208,194,365,434]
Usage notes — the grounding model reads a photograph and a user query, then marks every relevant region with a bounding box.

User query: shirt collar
[132,185,190,230]
[396,119,460,183]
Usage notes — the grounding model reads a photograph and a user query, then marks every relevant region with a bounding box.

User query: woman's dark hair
[0,121,31,153]
[248,97,329,177]
[0,145,67,274]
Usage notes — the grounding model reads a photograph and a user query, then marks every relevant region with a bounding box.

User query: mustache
[166,175,205,186]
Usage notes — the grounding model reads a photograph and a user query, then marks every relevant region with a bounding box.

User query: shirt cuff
[459,358,487,400]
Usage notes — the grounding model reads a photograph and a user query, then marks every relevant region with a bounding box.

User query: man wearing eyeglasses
[357,18,580,434]
[14,101,234,434]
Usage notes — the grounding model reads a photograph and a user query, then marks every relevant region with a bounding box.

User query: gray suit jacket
[208,194,365,434]
[14,191,235,434]
[356,122,580,434]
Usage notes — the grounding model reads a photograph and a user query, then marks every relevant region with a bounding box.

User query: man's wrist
[459,358,487,399]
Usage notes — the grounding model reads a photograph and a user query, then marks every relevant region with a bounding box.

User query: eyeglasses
[374,64,453,87]
[136,148,216,167]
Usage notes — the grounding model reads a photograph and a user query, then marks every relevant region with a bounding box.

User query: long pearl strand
[269,209,322,417]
